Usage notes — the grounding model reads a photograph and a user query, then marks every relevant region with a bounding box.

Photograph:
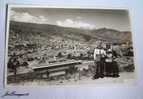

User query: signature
[1,91,29,97]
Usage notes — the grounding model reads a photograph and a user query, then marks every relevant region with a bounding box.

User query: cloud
[56,19,95,29]
[10,10,48,24]
[76,16,82,19]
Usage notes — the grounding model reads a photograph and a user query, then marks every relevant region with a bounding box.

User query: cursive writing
[1,91,29,97]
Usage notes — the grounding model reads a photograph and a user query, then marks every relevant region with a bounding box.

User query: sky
[10,7,131,31]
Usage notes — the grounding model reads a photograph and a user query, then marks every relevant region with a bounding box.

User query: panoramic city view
[6,7,135,86]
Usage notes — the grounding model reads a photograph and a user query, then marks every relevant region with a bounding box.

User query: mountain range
[9,21,132,44]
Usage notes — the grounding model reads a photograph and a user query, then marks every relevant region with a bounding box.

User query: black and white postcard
[5,5,136,86]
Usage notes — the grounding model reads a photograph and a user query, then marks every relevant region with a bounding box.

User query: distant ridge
[9,21,132,43]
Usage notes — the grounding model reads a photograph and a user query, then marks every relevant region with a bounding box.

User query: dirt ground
[8,71,136,86]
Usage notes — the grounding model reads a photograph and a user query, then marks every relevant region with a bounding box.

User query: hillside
[9,21,132,44]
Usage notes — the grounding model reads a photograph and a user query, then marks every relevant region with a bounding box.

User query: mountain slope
[9,21,132,43]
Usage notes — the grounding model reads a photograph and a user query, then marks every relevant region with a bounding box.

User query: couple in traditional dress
[93,43,119,79]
